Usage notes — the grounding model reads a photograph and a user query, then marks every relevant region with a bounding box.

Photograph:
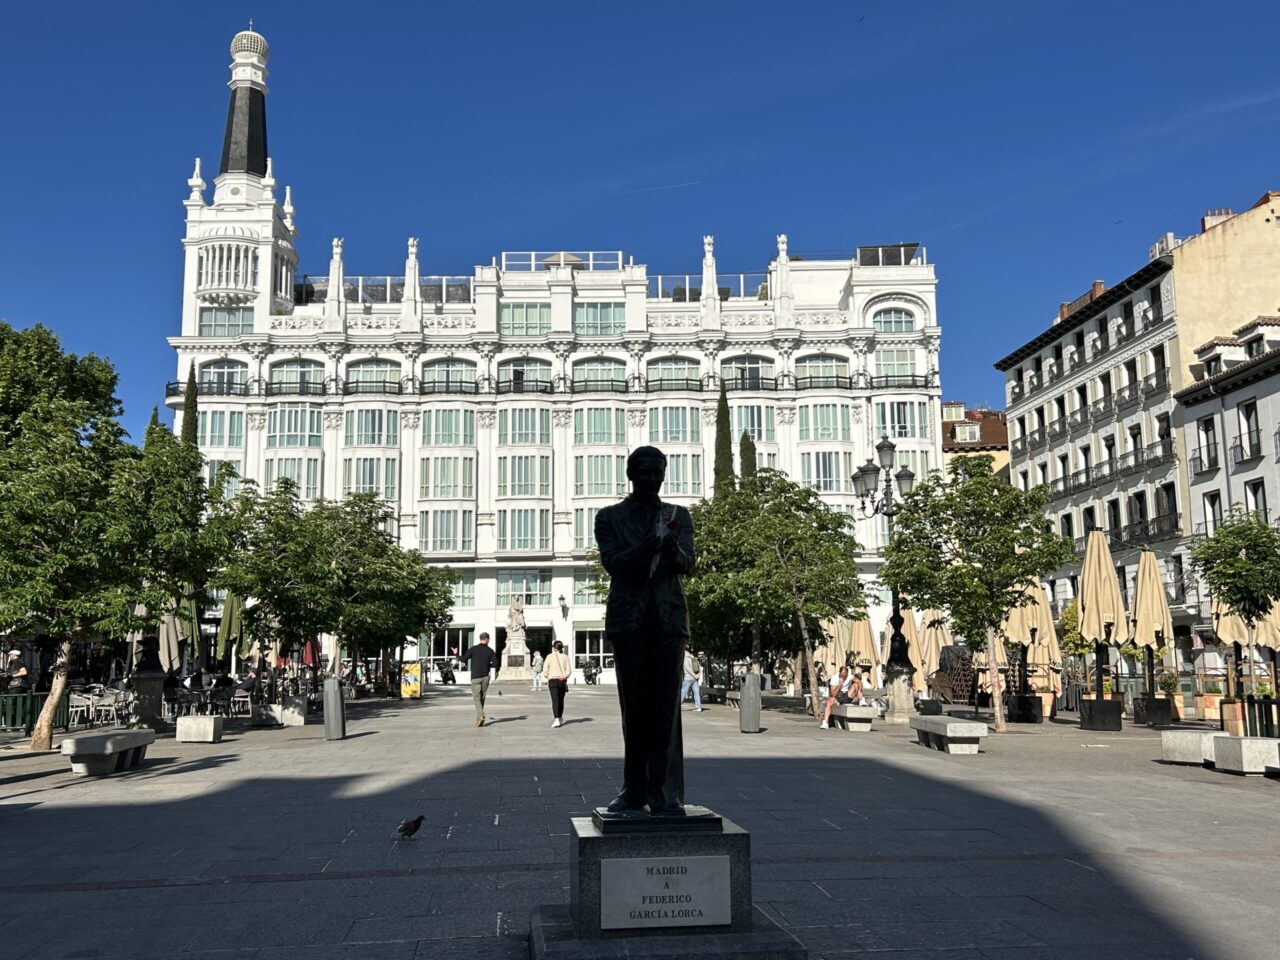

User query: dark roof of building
[1175,345,1280,407]
[942,408,1008,451]
[993,256,1173,371]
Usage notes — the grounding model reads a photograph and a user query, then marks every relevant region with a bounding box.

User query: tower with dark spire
[220,28,269,176]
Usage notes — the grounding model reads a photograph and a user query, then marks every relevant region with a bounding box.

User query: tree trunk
[986,627,1007,733]
[751,623,762,674]
[29,637,72,752]
[796,602,823,723]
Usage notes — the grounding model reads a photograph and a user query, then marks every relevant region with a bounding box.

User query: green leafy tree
[739,431,758,481]
[1057,598,1088,657]
[0,322,119,440]
[1191,508,1280,691]
[687,470,864,714]
[179,365,198,447]
[0,401,133,749]
[879,455,1072,732]
[713,381,734,496]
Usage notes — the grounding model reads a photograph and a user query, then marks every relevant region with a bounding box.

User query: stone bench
[1160,729,1227,766]
[726,691,741,710]
[909,716,988,755]
[830,704,877,732]
[61,729,156,776]
[176,715,223,743]
[1214,737,1280,776]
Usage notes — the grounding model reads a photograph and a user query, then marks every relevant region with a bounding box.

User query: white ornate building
[166,29,943,679]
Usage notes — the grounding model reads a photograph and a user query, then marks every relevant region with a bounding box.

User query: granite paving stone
[1,684,1274,959]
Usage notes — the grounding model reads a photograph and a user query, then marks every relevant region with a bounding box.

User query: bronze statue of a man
[594,446,695,815]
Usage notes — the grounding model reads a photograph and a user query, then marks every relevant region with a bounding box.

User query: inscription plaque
[599,855,731,930]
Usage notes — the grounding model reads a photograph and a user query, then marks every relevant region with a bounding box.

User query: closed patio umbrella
[919,609,952,685]
[216,593,244,660]
[1026,585,1062,694]
[1079,529,1126,700]
[848,617,881,686]
[816,618,852,676]
[1211,596,1249,697]
[1254,602,1280,691]
[1000,585,1036,697]
[1129,551,1173,698]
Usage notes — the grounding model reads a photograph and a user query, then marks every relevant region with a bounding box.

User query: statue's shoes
[646,799,686,817]
[605,792,646,813]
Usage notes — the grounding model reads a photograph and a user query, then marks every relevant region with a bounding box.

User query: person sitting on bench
[820,665,856,729]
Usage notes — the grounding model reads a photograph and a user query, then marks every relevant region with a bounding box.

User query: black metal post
[881,476,914,686]
[1021,629,1034,697]
[1095,622,1112,701]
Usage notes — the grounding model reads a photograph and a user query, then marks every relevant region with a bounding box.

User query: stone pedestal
[251,704,283,727]
[503,634,531,681]
[738,674,761,733]
[531,809,805,960]
[883,675,914,725]
[176,715,223,743]
[281,695,309,726]
[1133,695,1173,727]
[1007,694,1043,724]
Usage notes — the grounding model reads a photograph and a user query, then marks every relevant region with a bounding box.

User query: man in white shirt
[819,665,856,729]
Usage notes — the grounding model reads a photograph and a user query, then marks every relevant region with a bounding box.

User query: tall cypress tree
[180,365,198,447]
[713,381,734,496]
[739,431,758,481]
[148,405,161,432]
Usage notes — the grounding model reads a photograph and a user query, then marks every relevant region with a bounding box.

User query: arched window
[720,355,775,389]
[199,360,249,395]
[345,359,402,395]
[794,355,849,381]
[646,357,701,390]
[872,308,916,333]
[497,358,553,394]
[268,360,325,396]
[421,358,478,395]
[572,358,626,393]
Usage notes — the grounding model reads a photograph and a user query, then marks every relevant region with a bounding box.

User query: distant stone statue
[594,446,695,816]
[332,237,343,258]
[777,233,788,258]
[507,595,526,641]
[407,237,418,257]
[703,235,714,260]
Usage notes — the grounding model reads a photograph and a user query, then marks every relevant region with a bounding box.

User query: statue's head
[627,446,667,496]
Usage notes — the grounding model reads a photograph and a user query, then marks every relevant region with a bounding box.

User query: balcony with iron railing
[869,373,933,389]
[343,379,403,396]
[1115,320,1138,345]
[1115,383,1141,408]
[1144,301,1166,330]
[1143,367,1171,395]
[1189,443,1219,473]
[1009,381,1025,403]
[1231,430,1265,464]
[646,378,705,393]
[419,378,480,395]
[1025,371,1043,395]
[1068,408,1090,432]
[165,380,251,398]
[1047,361,1065,384]
[1070,466,1094,492]
[496,379,555,395]
[1144,438,1176,469]
[266,379,327,397]
[723,375,779,392]
[1010,435,1027,457]
[1049,476,1069,499]
[1092,394,1115,419]
[795,375,856,390]
[570,378,628,395]
[1026,427,1047,449]
[1047,418,1068,441]
[1091,338,1112,361]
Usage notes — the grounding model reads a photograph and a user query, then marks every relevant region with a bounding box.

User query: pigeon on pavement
[396,815,425,840]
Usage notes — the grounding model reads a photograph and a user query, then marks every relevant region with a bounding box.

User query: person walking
[530,649,544,692]
[543,640,572,728]
[461,633,498,726]
[681,645,704,711]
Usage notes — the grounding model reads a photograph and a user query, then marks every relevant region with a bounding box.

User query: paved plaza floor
[0,685,1276,960]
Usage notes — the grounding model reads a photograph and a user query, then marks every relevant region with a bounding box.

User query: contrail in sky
[611,180,702,196]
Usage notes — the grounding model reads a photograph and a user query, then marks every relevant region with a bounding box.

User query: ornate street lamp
[852,436,916,714]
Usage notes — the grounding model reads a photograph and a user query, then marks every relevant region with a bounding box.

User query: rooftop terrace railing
[647,273,770,301]
[293,275,473,305]
[500,251,625,272]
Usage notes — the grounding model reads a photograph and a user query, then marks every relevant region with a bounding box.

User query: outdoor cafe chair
[68,693,94,728]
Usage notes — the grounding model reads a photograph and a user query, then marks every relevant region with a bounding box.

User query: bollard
[323,677,346,741]
[739,673,762,734]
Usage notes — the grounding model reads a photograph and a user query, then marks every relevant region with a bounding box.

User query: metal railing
[646,378,704,393]
[292,275,474,305]
[869,374,931,389]
[570,378,628,395]
[1242,696,1280,738]
[166,380,252,398]
[795,375,855,390]
[1091,339,1112,361]
[1068,409,1089,430]
[1231,430,1264,464]
[1009,382,1025,402]
[1047,419,1067,440]
[501,251,625,272]
[496,379,554,395]
[1189,444,1219,473]
[1145,438,1176,468]
[1026,371,1043,394]
[1115,320,1138,345]
[265,380,327,397]
[0,691,70,734]
[1116,383,1141,407]
[646,273,770,301]
[1144,367,1171,394]
[1010,436,1027,456]
[343,380,403,396]
[856,243,926,267]
[723,376,778,392]
[420,379,480,395]
[1092,394,1115,418]
[1026,427,1046,449]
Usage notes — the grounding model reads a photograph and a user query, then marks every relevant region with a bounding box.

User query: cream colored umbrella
[918,609,952,683]
[1255,601,1280,691]
[1079,529,1126,698]
[883,607,924,693]
[1129,550,1174,697]
[848,617,881,685]
[1024,584,1061,695]
[816,618,851,677]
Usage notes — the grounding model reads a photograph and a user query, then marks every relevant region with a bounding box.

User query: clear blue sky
[4,1,1280,440]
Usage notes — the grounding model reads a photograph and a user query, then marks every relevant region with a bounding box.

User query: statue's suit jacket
[594,496,695,640]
